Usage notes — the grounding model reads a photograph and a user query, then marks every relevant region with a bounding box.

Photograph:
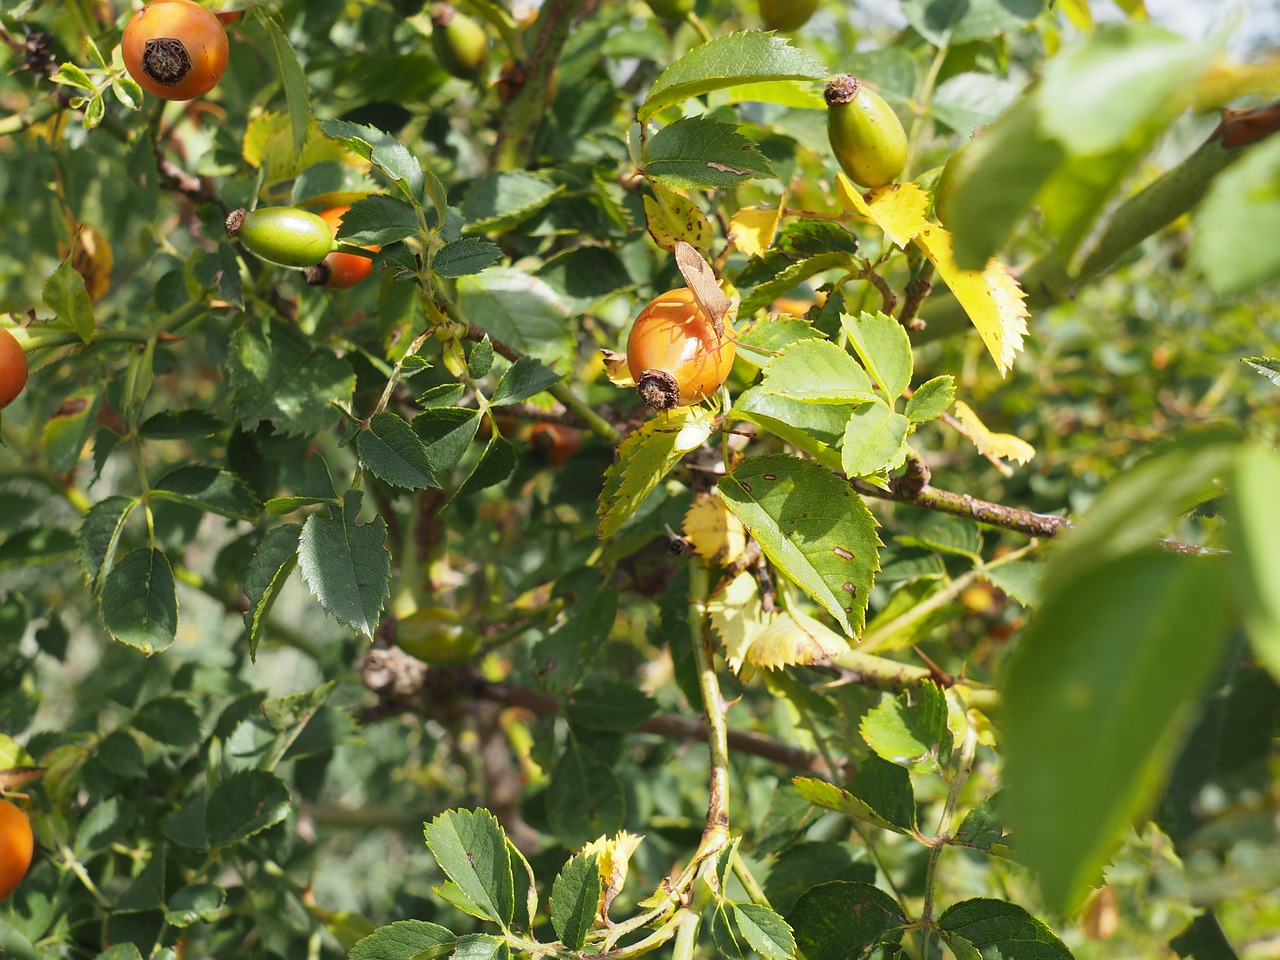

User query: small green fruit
[824,74,908,189]
[226,207,336,268]
[431,3,489,82]
[760,0,819,32]
[395,606,481,664]
[645,0,695,18]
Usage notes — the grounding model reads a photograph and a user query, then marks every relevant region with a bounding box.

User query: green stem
[549,381,621,445]
[0,95,60,136]
[826,648,999,713]
[919,719,980,958]
[857,543,1039,654]
[904,41,949,182]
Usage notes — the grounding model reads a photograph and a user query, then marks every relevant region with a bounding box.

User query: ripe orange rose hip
[0,799,34,901]
[627,288,735,410]
[305,206,380,289]
[0,328,28,410]
[122,0,230,101]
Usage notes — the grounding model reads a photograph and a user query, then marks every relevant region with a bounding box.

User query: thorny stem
[920,718,980,958]
[690,563,731,858]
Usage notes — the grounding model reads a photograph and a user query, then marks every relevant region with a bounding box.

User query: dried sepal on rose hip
[122,0,229,101]
[626,288,736,410]
[226,207,336,269]
[825,74,908,189]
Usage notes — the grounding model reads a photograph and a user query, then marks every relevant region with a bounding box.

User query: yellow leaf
[1113,0,1147,19]
[728,205,782,258]
[684,493,748,567]
[835,173,927,248]
[644,183,713,253]
[1057,0,1093,31]
[709,572,769,677]
[58,223,113,303]
[243,112,370,193]
[745,609,848,671]
[582,831,645,917]
[601,348,635,388]
[914,223,1029,377]
[953,400,1036,465]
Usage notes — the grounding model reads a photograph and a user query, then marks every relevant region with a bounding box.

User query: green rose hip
[825,74,908,189]
[226,207,336,268]
[431,3,489,82]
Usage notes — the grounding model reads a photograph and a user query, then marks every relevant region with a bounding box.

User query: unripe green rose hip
[226,207,336,268]
[825,74,908,189]
[431,3,489,82]
[760,0,819,32]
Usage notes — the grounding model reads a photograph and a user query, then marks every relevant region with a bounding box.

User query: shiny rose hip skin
[627,288,735,410]
[825,74,908,189]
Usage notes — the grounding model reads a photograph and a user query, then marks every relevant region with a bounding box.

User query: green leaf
[762,842,877,915]
[290,160,378,206]
[640,31,826,122]
[43,389,101,474]
[732,903,795,960]
[451,935,507,960]
[981,560,1043,608]
[905,376,955,422]
[348,920,457,960]
[79,495,136,592]
[338,195,421,246]
[1046,431,1237,593]
[1228,446,1280,683]
[932,72,1021,137]
[1169,912,1240,960]
[901,0,1046,45]
[729,387,851,470]
[100,548,178,654]
[453,433,517,500]
[0,526,77,572]
[227,320,356,436]
[841,312,913,400]
[1038,24,1216,158]
[841,402,909,479]
[357,413,440,490]
[1243,356,1280,388]
[1003,549,1231,910]
[643,117,774,191]
[566,681,658,731]
[435,237,504,278]
[793,755,916,835]
[760,339,876,405]
[242,523,301,661]
[860,681,954,773]
[535,247,633,312]
[547,741,626,848]
[490,356,564,406]
[259,13,312,157]
[938,97,1064,271]
[457,268,572,365]
[297,491,391,638]
[719,455,881,636]
[738,252,850,316]
[206,770,292,847]
[955,795,1014,857]
[260,682,334,732]
[115,845,166,913]
[468,338,495,379]
[550,853,601,951]
[418,384,466,408]
[423,809,516,929]
[42,255,95,342]
[461,172,563,233]
[52,63,94,89]
[598,410,702,538]
[785,881,906,959]
[139,409,226,440]
[320,120,424,201]
[895,516,983,562]
[1191,136,1280,295]
[735,316,825,370]
[133,696,201,747]
[937,899,1073,960]
[165,883,226,928]
[413,409,482,473]
[152,466,262,521]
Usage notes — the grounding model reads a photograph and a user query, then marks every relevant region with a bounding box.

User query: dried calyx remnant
[142,37,193,86]
[636,369,681,410]
[823,72,861,107]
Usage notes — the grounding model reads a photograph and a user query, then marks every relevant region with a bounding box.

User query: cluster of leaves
[0,0,1279,959]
